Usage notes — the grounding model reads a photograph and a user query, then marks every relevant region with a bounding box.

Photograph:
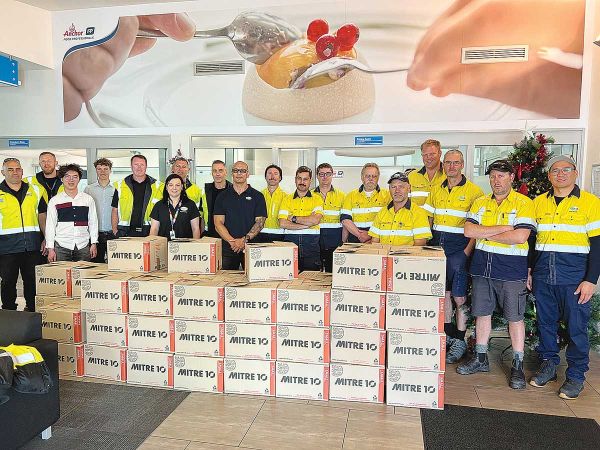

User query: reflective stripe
[476,242,528,256]
[466,211,479,221]
[586,220,600,233]
[537,223,587,234]
[0,225,40,235]
[370,227,413,236]
[413,227,432,236]
[409,191,429,198]
[261,227,285,234]
[353,221,373,228]
[323,210,341,216]
[516,217,536,227]
[340,209,352,216]
[319,223,342,229]
[352,207,382,214]
[434,208,468,218]
[535,243,590,254]
[312,206,323,213]
[118,220,129,226]
[422,203,435,214]
[279,210,289,216]
[285,228,320,235]
[433,224,464,234]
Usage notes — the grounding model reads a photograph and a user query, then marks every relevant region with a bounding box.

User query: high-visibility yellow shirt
[313,185,346,229]
[408,165,447,206]
[368,199,432,245]
[0,182,44,254]
[423,175,484,254]
[466,189,536,281]
[261,186,287,235]
[340,185,391,230]
[279,190,324,235]
[113,176,162,227]
[157,180,203,206]
[25,174,64,205]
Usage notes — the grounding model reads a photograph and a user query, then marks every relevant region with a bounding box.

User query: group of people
[0,140,598,399]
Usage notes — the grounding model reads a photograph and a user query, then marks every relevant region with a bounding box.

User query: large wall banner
[59,0,585,129]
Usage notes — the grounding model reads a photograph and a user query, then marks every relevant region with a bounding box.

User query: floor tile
[186,442,241,449]
[138,436,190,450]
[343,410,423,450]
[240,401,347,449]
[307,399,394,414]
[394,406,422,417]
[444,384,482,408]
[564,383,600,423]
[475,385,575,417]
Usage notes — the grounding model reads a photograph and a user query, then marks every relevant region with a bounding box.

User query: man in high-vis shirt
[529,155,600,399]
[341,163,391,244]
[408,139,446,206]
[25,151,64,205]
[369,172,431,246]
[259,164,287,243]
[279,166,324,272]
[159,157,204,229]
[458,159,536,390]
[314,163,346,272]
[423,150,484,364]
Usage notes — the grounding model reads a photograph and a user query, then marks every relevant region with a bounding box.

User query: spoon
[290,57,408,89]
[136,11,302,65]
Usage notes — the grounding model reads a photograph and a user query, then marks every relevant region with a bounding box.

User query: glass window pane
[194,148,225,188]
[97,149,163,183]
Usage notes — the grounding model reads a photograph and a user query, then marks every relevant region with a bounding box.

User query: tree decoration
[507,132,554,199]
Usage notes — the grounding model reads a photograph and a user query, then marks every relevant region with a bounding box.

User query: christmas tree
[507,132,554,199]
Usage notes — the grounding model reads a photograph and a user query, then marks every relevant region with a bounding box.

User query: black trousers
[299,255,321,273]
[320,245,335,273]
[92,231,116,263]
[222,245,245,270]
[0,251,40,311]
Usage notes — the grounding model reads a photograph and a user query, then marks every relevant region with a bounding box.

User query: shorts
[446,250,468,298]
[471,276,527,322]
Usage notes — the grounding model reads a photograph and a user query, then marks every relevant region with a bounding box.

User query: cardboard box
[224,322,276,360]
[128,275,174,316]
[330,289,385,329]
[387,332,446,372]
[330,327,386,367]
[173,355,224,392]
[386,294,445,333]
[35,262,79,297]
[276,325,330,364]
[332,244,389,292]
[40,306,85,344]
[224,282,278,324]
[127,315,175,352]
[71,263,108,298]
[276,281,330,327]
[107,236,168,272]
[329,363,385,403]
[387,246,446,296]
[172,278,225,321]
[245,242,299,282]
[298,271,332,284]
[83,344,127,382]
[275,361,329,401]
[127,350,174,388]
[386,369,445,410]
[80,272,133,314]
[224,358,276,396]
[174,320,225,357]
[58,343,84,377]
[85,312,128,347]
[35,295,72,311]
[168,238,222,274]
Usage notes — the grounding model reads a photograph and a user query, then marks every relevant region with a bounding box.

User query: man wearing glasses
[423,150,484,364]
[0,158,47,312]
[408,139,446,206]
[279,166,324,272]
[528,155,600,399]
[214,161,267,270]
[313,163,346,272]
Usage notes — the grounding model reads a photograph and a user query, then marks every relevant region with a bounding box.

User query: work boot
[446,339,467,364]
[509,358,526,390]
[559,379,584,400]
[529,360,558,388]
[457,353,489,375]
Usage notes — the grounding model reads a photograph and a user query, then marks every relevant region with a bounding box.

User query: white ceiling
[17,0,182,11]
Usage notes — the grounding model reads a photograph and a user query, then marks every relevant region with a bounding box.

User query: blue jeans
[532,279,591,382]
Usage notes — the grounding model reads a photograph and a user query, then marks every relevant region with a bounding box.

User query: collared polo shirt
[279,190,324,235]
[85,181,116,232]
[423,175,484,254]
[213,185,267,242]
[340,185,391,230]
[533,185,600,284]
[368,199,432,246]
[314,185,345,248]
[466,189,536,281]
[408,164,447,206]
[261,186,287,235]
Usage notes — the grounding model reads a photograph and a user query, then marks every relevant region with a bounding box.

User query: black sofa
[0,310,60,449]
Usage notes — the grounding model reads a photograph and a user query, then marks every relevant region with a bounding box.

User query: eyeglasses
[232,168,248,174]
[443,161,462,166]
[3,157,19,164]
[63,174,80,180]
[550,167,575,175]
[318,172,333,178]
[364,174,378,179]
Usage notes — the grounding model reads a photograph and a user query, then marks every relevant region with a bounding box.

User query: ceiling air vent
[194,60,245,76]
[461,45,529,64]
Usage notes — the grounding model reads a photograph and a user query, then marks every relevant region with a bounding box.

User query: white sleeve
[45,198,58,249]
[87,195,99,244]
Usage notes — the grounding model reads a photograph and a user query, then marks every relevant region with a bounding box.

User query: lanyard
[44,178,58,195]
[169,200,182,229]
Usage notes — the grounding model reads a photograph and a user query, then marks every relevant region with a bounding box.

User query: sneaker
[446,339,467,364]
[457,353,489,375]
[446,337,455,350]
[529,360,558,387]
[509,359,526,390]
[559,379,584,399]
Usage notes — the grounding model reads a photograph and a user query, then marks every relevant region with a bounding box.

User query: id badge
[170,230,176,240]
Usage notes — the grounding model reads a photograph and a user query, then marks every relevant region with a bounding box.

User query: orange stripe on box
[271,290,277,323]
[124,319,129,346]
[219,323,225,356]
[73,312,83,343]
[217,288,225,321]
[323,365,330,400]
[378,368,385,402]
[324,293,331,327]
[76,345,84,376]
[270,361,276,395]
[143,242,150,271]
[323,329,330,363]
[440,335,447,372]
[121,282,129,313]
[169,320,175,352]
[66,269,73,297]
[382,257,389,292]
[379,295,386,328]
[271,325,277,359]
[438,373,445,409]
[210,243,216,273]
[167,355,174,387]
[293,247,299,278]
[169,284,173,315]
[120,349,127,381]
[438,298,445,332]
[217,360,224,392]
[379,331,386,366]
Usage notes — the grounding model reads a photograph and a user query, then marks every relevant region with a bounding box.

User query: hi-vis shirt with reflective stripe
[408,165,446,206]
[340,185,391,230]
[158,180,203,207]
[466,189,536,281]
[313,186,346,229]
[113,176,161,227]
[261,186,287,234]
[0,182,44,255]
[368,199,432,246]
[279,190,324,234]
[423,176,484,254]
[25,174,64,205]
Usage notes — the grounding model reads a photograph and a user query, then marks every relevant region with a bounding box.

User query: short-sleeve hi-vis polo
[314,185,346,248]
[423,175,484,255]
[408,165,446,206]
[533,185,600,284]
[368,199,432,246]
[261,185,287,235]
[466,189,536,281]
[278,190,324,235]
[340,185,391,231]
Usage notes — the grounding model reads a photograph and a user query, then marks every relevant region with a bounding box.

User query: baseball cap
[485,159,513,175]
[388,172,410,184]
[546,155,576,170]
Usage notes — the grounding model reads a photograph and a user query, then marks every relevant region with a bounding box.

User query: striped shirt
[45,191,99,250]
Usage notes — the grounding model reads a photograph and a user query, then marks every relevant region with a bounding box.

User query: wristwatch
[245,234,251,242]
[291,216,297,224]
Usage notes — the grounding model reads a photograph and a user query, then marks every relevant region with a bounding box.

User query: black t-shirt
[213,185,267,248]
[36,172,62,200]
[150,197,200,240]
[130,178,149,229]
[206,184,229,237]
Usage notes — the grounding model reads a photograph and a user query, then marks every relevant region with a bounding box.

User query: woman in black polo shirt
[149,174,201,240]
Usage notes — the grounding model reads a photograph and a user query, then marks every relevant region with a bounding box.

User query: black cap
[485,159,513,175]
[387,172,410,184]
